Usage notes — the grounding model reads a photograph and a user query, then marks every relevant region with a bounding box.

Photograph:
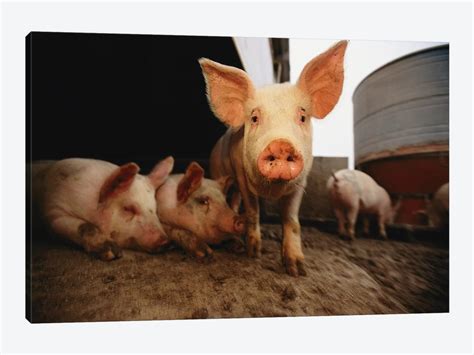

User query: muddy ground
[28,224,448,323]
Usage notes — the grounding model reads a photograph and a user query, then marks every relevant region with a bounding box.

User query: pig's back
[333,170,381,211]
[30,160,56,201]
[40,158,118,220]
[327,169,360,208]
[352,170,390,212]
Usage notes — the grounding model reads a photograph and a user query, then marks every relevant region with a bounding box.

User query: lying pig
[199,40,348,276]
[31,157,173,260]
[426,183,449,229]
[155,161,246,259]
[327,169,400,240]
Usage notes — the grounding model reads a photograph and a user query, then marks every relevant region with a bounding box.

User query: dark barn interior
[27,33,448,323]
[27,32,243,172]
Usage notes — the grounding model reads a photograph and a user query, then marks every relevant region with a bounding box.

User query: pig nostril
[287,156,295,162]
[268,155,275,162]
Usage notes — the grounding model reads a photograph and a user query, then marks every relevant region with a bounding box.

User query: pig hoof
[297,260,307,276]
[195,243,213,262]
[283,257,306,277]
[246,238,262,258]
[98,241,123,261]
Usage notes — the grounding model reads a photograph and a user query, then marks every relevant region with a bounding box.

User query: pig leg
[279,187,306,277]
[377,216,388,240]
[236,175,261,257]
[346,208,358,241]
[334,208,347,238]
[49,215,122,261]
[241,192,261,258]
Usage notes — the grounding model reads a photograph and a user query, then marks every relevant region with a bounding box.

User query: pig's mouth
[262,177,292,184]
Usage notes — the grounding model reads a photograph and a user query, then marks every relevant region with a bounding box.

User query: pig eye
[123,205,138,216]
[300,115,306,123]
[251,116,258,124]
[196,196,209,206]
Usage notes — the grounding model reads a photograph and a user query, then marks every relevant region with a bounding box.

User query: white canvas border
[1,1,472,353]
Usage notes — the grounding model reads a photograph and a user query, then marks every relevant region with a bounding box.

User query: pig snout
[233,215,246,235]
[257,139,303,181]
[139,223,170,251]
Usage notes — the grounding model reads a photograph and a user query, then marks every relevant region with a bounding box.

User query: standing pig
[199,40,348,276]
[326,169,400,240]
[426,182,449,229]
[31,157,174,260]
[155,161,246,259]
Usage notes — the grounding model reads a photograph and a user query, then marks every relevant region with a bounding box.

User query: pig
[326,169,400,240]
[31,157,174,260]
[426,183,449,229]
[155,160,246,259]
[199,40,348,276]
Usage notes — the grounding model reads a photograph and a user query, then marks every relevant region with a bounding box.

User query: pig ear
[296,40,348,119]
[99,162,139,203]
[148,156,174,188]
[177,162,204,203]
[199,58,255,128]
[216,175,234,195]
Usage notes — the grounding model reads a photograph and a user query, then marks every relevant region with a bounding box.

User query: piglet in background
[155,161,246,259]
[31,157,173,260]
[423,183,449,229]
[327,169,400,240]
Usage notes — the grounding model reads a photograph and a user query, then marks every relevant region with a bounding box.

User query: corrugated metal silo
[353,45,449,225]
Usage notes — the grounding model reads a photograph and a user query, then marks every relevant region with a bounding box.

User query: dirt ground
[28,224,449,323]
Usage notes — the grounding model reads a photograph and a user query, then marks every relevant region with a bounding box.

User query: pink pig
[31,157,173,260]
[155,160,246,259]
[327,169,400,240]
[199,41,348,276]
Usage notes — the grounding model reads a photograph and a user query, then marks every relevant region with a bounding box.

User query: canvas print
[26,32,449,323]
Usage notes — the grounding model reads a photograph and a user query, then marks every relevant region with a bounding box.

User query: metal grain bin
[353,45,449,225]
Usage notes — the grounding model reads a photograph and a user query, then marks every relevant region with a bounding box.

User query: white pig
[31,157,173,260]
[426,182,449,229]
[327,169,400,240]
[200,41,348,276]
[155,161,246,259]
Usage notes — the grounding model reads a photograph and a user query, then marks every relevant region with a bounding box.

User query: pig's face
[200,41,347,196]
[157,162,245,242]
[242,84,314,194]
[98,157,174,252]
[185,176,245,241]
